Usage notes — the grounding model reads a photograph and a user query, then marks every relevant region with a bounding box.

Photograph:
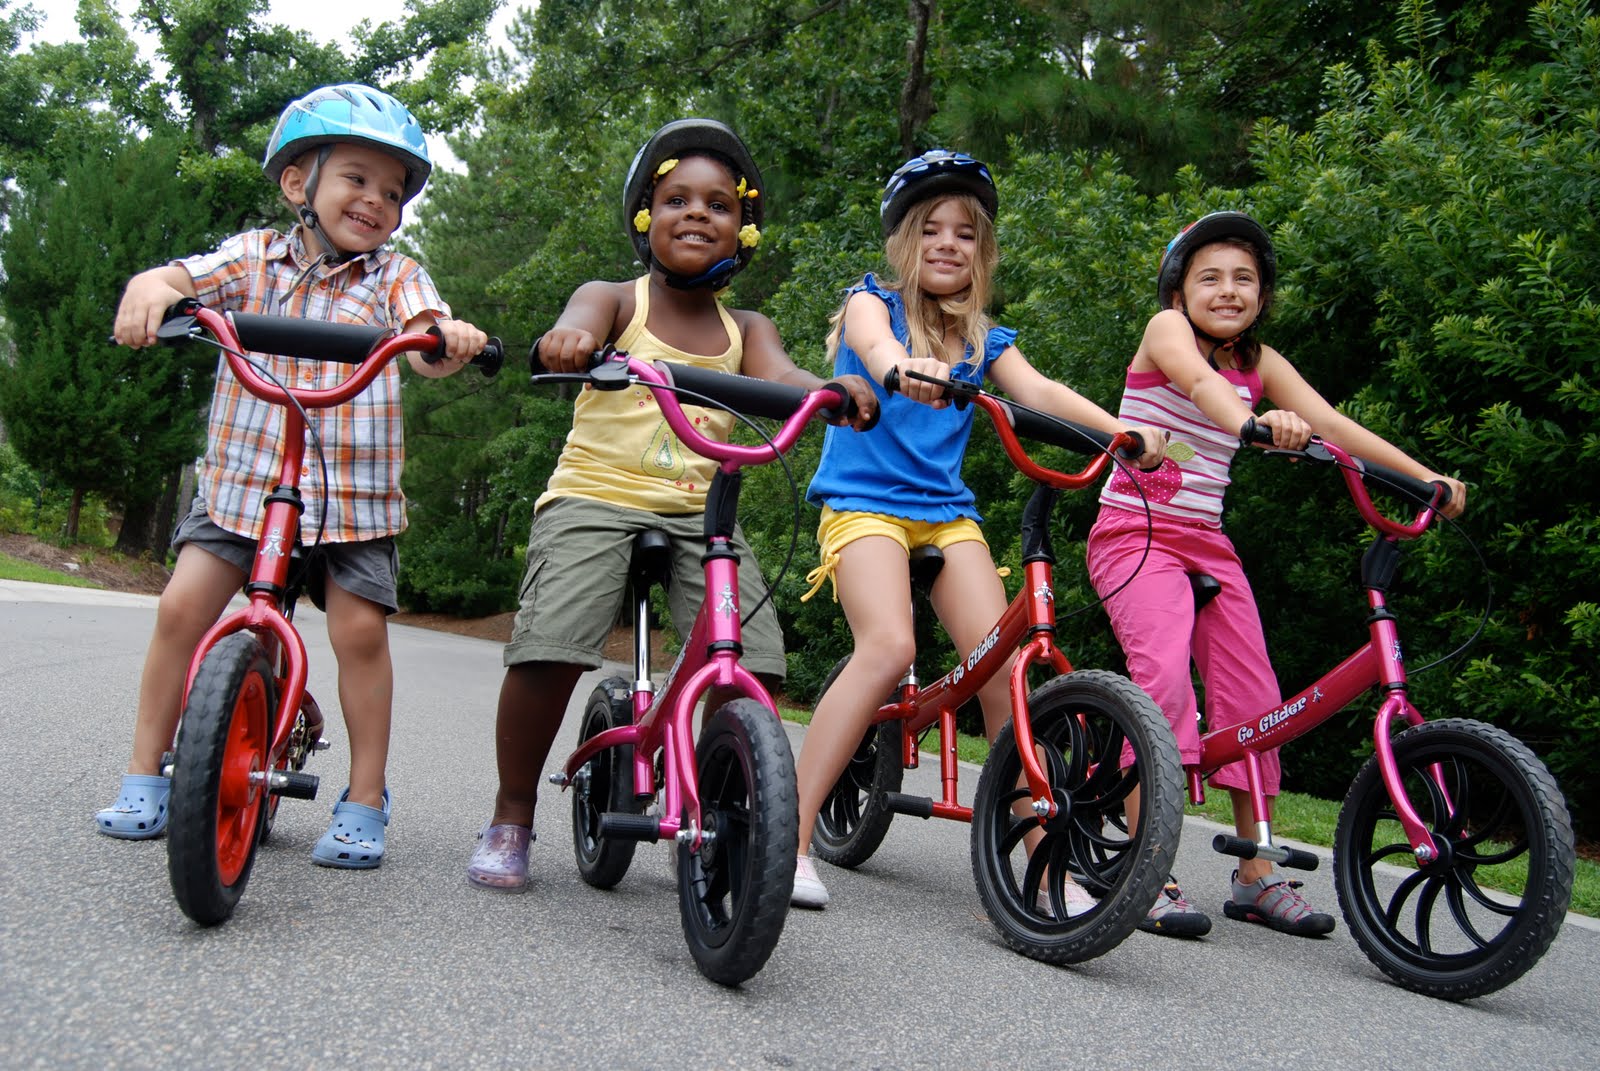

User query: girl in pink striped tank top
[1086,213,1467,939]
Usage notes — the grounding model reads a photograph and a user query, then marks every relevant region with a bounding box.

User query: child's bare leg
[795,536,914,851]
[927,540,1012,741]
[1230,788,1274,885]
[491,661,585,828]
[324,581,392,809]
[129,545,246,774]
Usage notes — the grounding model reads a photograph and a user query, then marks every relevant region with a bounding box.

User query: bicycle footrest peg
[1212,833,1319,871]
[310,737,330,752]
[884,792,934,819]
[598,812,661,842]
[256,769,319,800]
[159,751,175,778]
[547,772,569,786]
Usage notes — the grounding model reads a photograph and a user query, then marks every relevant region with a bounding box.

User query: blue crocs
[95,773,171,839]
[311,787,391,869]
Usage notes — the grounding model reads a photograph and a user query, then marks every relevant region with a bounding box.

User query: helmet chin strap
[658,256,737,291]
[1181,309,1257,368]
[279,148,360,308]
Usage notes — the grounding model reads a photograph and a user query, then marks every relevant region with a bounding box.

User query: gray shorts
[505,495,786,677]
[172,497,401,614]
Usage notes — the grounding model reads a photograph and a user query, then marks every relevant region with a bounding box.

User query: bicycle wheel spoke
[1445,875,1509,942]
[1412,875,1446,954]
[1384,868,1429,929]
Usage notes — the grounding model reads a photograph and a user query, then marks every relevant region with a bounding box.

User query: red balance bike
[532,349,860,985]
[812,370,1185,964]
[1189,426,1574,999]
[155,302,501,925]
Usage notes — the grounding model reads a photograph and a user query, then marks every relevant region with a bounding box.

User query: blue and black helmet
[263,84,432,204]
[879,149,997,238]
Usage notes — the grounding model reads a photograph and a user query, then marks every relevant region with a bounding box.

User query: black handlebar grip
[1356,456,1452,508]
[996,400,1119,456]
[422,328,503,377]
[660,361,810,420]
[818,379,873,429]
[227,312,388,364]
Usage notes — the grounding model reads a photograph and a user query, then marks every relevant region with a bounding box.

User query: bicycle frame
[555,354,850,846]
[1191,438,1451,864]
[864,390,1134,822]
[173,303,501,788]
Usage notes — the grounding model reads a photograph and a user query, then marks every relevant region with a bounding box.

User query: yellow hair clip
[633,208,651,233]
[655,158,679,177]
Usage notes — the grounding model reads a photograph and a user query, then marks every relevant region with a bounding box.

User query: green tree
[0,135,215,544]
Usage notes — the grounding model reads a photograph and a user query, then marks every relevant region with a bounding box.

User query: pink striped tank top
[1099,366,1264,527]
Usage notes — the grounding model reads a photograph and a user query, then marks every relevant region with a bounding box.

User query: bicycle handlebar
[1239,418,1451,538]
[883,367,1142,490]
[163,302,503,409]
[530,345,856,466]
[226,310,504,377]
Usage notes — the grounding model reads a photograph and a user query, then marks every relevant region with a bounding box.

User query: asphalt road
[2,579,1595,1070]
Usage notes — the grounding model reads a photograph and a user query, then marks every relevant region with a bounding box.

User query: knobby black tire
[677,699,798,986]
[167,633,276,926]
[810,656,903,868]
[1333,718,1574,1000]
[970,670,1183,965]
[572,677,642,889]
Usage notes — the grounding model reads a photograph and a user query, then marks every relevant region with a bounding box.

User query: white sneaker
[791,853,830,909]
[1035,877,1097,919]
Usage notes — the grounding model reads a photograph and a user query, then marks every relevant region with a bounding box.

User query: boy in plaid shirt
[99,84,487,869]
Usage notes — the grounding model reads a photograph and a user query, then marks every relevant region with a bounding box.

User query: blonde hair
[825,193,997,366]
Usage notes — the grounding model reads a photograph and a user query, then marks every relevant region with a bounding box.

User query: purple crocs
[467,823,533,891]
[1223,870,1336,937]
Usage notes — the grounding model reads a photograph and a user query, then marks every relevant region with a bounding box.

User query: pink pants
[1086,505,1282,796]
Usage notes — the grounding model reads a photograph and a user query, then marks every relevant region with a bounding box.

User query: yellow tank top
[537,276,741,513]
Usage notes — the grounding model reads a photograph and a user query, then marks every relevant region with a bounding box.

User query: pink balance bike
[1189,424,1574,999]
[153,301,501,925]
[531,349,861,986]
[811,370,1186,965]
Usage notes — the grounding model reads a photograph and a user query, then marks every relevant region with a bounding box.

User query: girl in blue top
[790,151,1166,908]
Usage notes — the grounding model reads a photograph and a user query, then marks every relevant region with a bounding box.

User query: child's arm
[1257,348,1468,517]
[735,309,877,429]
[1138,308,1286,440]
[536,280,627,373]
[114,266,199,348]
[821,291,954,410]
[989,348,1167,469]
[401,313,491,378]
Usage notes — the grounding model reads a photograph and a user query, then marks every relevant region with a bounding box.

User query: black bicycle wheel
[677,699,798,986]
[1333,718,1574,999]
[810,656,904,868]
[167,633,276,926]
[970,669,1183,964]
[572,677,643,889]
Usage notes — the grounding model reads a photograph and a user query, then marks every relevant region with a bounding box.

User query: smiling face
[280,143,408,254]
[645,154,741,277]
[916,196,977,296]
[1176,240,1263,337]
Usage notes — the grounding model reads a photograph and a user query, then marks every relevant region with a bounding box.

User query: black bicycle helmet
[879,149,998,238]
[622,118,764,289]
[1156,211,1276,311]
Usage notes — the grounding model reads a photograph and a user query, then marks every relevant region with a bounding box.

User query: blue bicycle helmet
[263,84,432,204]
[622,118,764,290]
[879,149,997,238]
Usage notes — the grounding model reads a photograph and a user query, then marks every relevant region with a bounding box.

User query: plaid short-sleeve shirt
[179,228,448,543]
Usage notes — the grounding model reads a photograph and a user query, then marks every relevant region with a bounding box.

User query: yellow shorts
[801,507,990,603]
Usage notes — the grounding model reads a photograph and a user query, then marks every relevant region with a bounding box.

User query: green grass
[778,702,1597,918]
[0,551,101,588]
